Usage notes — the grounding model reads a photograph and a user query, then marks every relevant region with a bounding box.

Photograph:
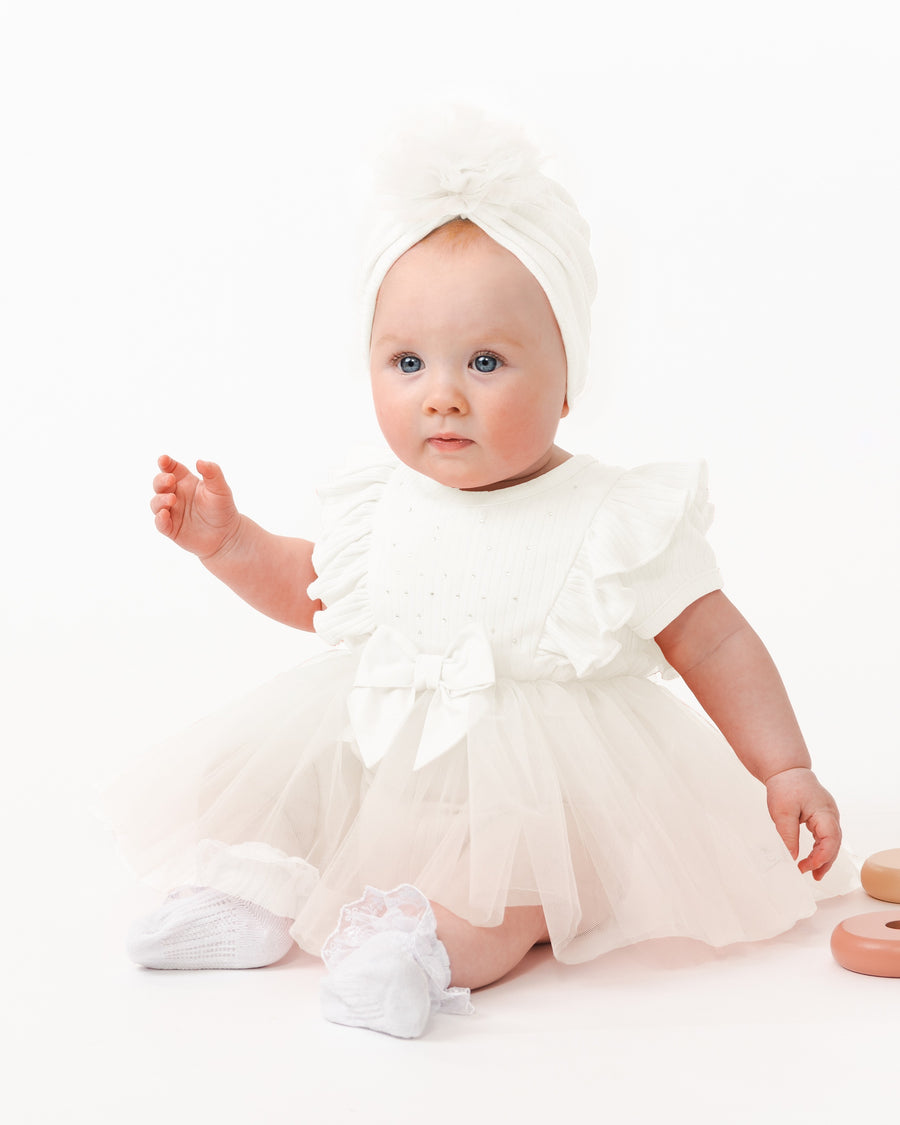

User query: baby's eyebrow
[372,333,409,348]
[372,331,525,350]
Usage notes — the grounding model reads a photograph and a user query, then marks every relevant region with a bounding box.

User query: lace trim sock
[320,884,474,1038]
[126,886,295,970]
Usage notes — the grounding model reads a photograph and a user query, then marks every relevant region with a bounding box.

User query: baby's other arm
[151,455,322,632]
[654,591,841,880]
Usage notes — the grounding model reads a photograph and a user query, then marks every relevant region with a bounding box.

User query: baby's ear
[560,394,569,419]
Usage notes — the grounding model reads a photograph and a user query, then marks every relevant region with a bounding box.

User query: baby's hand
[150,454,241,560]
[765,767,842,881]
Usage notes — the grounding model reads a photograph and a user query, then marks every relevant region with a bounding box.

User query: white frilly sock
[320,885,474,1038]
[126,886,295,970]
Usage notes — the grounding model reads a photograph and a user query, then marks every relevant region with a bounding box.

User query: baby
[111,110,853,1038]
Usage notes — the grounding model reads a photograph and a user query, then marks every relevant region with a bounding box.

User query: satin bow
[347,624,496,771]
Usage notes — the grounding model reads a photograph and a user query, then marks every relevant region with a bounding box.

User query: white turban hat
[360,108,598,404]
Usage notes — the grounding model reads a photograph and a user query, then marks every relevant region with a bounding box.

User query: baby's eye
[396,355,423,374]
[472,353,502,374]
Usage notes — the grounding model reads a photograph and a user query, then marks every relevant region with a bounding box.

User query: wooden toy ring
[860,848,900,903]
[831,911,900,977]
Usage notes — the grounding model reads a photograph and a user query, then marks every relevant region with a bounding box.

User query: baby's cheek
[489,411,527,455]
[499,395,561,449]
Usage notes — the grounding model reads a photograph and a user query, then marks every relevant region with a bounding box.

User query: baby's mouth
[427,434,474,450]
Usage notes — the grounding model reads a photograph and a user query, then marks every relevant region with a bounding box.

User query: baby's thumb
[196,459,230,493]
[771,810,800,861]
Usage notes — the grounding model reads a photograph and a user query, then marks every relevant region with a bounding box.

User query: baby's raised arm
[655,591,841,880]
[151,454,321,631]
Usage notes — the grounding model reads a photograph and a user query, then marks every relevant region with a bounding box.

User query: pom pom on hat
[370,107,546,222]
[360,106,597,403]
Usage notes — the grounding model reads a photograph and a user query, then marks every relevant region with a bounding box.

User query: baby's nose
[422,370,467,414]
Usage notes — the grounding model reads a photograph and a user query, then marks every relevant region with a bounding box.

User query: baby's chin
[382,448,495,491]
[401,460,495,491]
[393,452,559,493]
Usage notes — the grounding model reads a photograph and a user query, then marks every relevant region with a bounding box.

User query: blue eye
[397,355,423,374]
[472,354,501,374]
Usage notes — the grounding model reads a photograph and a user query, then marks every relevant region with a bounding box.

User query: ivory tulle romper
[104,450,856,962]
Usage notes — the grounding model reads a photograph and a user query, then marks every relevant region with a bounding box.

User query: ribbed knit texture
[126,887,294,970]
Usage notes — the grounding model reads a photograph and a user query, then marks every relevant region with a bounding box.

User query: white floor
[2,615,895,1125]
[6,764,899,1125]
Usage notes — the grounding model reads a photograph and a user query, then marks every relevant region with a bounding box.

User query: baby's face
[369,225,569,491]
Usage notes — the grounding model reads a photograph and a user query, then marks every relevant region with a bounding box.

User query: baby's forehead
[390,223,525,281]
[372,240,563,353]
[378,232,549,310]
[419,218,492,252]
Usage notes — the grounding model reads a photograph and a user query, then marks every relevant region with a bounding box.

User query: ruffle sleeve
[539,461,722,678]
[308,447,398,646]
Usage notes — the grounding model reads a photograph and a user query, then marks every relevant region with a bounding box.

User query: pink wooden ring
[860,848,900,904]
[831,911,900,977]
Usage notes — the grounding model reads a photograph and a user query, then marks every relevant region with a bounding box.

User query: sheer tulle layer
[100,649,857,963]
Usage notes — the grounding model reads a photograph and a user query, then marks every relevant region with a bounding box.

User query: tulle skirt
[100,648,858,963]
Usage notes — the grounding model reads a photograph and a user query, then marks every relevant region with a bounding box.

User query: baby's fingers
[769,808,801,862]
[152,470,177,495]
[799,843,837,880]
[156,453,195,480]
[153,454,197,495]
[798,809,842,880]
[150,492,175,516]
[150,491,177,536]
[153,507,175,536]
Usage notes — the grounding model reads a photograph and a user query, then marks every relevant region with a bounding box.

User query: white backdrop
[3,0,898,827]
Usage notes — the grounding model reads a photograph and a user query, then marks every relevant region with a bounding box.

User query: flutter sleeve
[614,461,723,639]
[307,447,398,646]
[540,461,723,679]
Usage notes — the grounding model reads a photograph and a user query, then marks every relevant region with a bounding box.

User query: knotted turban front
[359,107,598,404]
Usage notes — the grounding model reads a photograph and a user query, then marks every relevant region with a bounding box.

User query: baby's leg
[431,902,550,990]
[320,887,551,1037]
